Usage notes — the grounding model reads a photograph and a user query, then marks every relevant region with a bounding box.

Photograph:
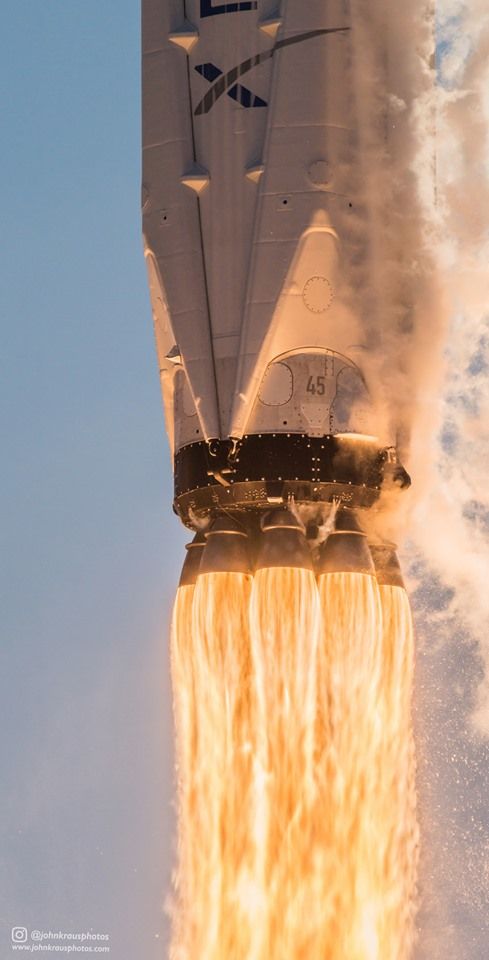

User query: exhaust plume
[170,572,253,959]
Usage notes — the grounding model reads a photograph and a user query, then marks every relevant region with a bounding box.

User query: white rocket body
[142,0,410,527]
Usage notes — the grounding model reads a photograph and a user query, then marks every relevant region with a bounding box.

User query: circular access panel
[302,276,333,314]
[308,160,331,188]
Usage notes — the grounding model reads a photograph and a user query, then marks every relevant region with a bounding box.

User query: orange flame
[248,567,321,957]
[170,566,418,959]
[171,572,253,959]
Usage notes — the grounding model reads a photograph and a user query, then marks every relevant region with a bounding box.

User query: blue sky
[1,3,187,956]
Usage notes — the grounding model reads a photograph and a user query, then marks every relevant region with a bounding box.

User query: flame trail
[170,564,418,959]
[170,572,253,960]
[248,567,321,959]
[317,572,384,959]
[317,572,418,960]
[376,584,418,951]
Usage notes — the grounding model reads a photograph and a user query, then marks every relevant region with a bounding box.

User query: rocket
[142,0,412,570]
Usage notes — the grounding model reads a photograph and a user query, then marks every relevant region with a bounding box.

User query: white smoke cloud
[366,9,489,952]
[346,1,446,458]
[350,0,489,735]
[408,1,489,735]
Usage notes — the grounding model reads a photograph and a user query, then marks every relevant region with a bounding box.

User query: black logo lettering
[196,62,267,109]
[201,0,257,18]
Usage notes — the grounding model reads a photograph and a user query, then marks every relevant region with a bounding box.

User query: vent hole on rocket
[282,199,288,205]
[348,202,353,208]
[283,420,288,425]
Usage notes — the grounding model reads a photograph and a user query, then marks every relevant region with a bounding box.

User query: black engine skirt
[174,434,387,528]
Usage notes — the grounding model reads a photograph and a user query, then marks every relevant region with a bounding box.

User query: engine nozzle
[179,534,206,587]
[317,509,375,576]
[255,509,313,571]
[199,517,251,576]
[369,542,405,588]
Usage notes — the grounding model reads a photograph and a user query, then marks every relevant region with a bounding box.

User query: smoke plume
[409,1,489,734]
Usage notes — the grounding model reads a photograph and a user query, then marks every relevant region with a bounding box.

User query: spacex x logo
[195,62,267,110]
[194,27,349,116]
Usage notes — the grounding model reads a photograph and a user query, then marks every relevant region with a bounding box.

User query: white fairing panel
[230,2,362,438]
[142,0,221,445]
[250,351,376,439]
[142,0,397,453]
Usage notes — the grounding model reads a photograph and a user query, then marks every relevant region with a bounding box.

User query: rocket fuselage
[142,0,409,529]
